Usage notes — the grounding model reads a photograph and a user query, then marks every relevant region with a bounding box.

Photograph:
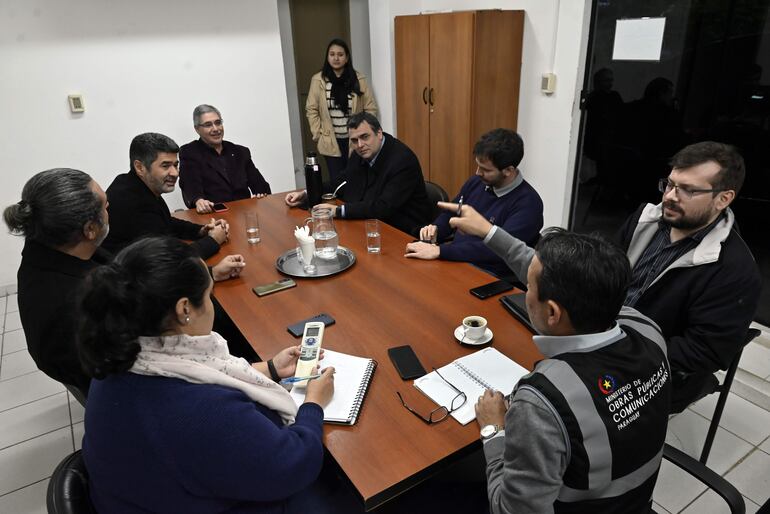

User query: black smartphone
[470,280,513,299]
[287,313,336,337]
[388,345,427,380]
[212,202,228,212]
[252,278,296,297]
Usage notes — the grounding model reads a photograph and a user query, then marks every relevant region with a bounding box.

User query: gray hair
[193,104,222,126]
[3,168,102,247]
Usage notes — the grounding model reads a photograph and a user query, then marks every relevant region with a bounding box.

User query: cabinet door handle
[422,87,428,104]
[429,88,435,106]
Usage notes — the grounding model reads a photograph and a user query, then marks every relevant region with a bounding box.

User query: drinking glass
[365,219,381,253]
[244,212,260,244]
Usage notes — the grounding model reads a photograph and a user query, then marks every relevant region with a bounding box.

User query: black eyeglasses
[397,368,467,424]
[197,119,223,129]
[658,178,727,200]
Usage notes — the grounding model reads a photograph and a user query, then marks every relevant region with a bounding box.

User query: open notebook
[289,349,376,425]
[414,347,529,425]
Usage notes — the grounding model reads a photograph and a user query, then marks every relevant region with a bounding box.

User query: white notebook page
[414,347,530,425]
[289,349,372,423]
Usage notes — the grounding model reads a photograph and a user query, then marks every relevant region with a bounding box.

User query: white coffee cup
[462,316,488,340]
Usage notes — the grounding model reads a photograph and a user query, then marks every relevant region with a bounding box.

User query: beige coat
[305,71,378,157]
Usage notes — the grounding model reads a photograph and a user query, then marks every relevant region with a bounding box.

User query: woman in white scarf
[77,236,338,513]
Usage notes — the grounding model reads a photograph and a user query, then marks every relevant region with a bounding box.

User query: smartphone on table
[469,280,513,299]
[388,345,427,380]
[287,313,336,337]
[253,278,296,297]
[212,202,228,212]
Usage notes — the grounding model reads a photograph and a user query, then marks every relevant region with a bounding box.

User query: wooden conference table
[175,194,541,510]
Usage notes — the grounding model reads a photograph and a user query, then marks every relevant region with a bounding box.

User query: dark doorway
[571,0,770,324]
[289,0,350,180]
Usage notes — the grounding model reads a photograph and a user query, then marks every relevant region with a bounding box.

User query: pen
[280,374,322,384]
[456,195,464,216]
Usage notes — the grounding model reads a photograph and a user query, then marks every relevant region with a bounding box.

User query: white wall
[278,0,305,185]
[349,0,373,79]
[367,0,591,230]
[0,0,296,288]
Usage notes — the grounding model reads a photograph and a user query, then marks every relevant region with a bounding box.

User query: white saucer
[454,325,493,345]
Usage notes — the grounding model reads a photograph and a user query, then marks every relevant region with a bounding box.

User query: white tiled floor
[0,294,81,511]
[0,292,768,512]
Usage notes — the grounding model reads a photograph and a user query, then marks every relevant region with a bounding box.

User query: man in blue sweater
[405,128,543,278]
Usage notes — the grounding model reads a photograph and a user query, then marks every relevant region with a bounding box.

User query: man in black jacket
[616,141,761,412]
[103,132,228,258]
[5,168,249,402]
[285,112,432,235]
[179,104,271,213]
[4,169,110,401]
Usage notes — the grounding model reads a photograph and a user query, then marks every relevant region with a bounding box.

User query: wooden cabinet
[395,10,524,198]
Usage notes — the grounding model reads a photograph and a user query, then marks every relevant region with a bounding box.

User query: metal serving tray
[275,246,356,278]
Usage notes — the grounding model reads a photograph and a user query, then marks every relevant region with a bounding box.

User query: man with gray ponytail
[6,168,253,399]
[3,168,110,402]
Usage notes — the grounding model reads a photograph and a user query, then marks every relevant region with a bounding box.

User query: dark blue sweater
[435,175,543,277]
[83,373,324,513]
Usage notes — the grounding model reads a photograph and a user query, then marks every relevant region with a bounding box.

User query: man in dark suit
[285,112,432,235]
[103,132,228,259]
[179,104,271,214]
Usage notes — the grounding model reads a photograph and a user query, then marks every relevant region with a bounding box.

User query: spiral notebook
[289,349,376,425]
[414,347,529,425]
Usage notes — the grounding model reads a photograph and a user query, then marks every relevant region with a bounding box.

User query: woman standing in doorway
[306,38,378,185]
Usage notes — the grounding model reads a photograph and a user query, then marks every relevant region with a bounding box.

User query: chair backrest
[700,328,761,464]
[64,384,87,408]
[424,181,449,220]
[46,450,95,514]
[661,444,745,514]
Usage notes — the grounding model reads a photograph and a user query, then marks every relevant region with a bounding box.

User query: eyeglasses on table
[396,368,467,425]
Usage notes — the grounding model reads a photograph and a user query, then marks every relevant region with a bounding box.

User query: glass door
[571,0,770,324]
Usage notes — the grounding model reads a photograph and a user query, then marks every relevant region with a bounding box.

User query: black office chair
[424,181,449,220]
[46,450,96,514]
[64,384,87,408]
[699,328,761,464]
[654,444,745,514]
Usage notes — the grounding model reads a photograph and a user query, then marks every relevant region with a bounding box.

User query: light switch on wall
[68,94,85,113]
[541,73,556,95]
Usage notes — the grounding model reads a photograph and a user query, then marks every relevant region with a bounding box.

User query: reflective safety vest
[517,311,671,514]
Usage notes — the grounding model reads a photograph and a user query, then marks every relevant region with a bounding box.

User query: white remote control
[293,321,324,387]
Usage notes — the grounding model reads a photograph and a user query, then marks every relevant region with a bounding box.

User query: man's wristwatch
[480,424,503,440]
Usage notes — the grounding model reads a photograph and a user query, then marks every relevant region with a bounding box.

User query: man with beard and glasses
[616,141,760,412]
[404,128,543,279]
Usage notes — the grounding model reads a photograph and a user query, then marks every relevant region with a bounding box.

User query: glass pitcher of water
[304,206,338,259]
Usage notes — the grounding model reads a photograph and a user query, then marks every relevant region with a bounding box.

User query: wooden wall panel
[395,15,431,180]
